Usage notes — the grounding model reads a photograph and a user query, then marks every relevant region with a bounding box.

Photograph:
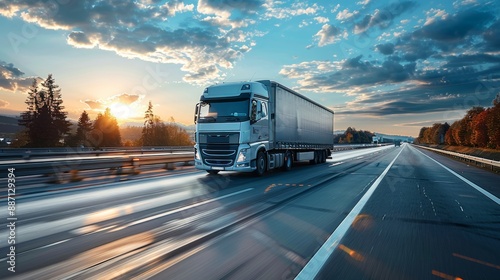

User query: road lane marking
[415,148,500,205]
[295,145,405,279]
[126,188,254,227]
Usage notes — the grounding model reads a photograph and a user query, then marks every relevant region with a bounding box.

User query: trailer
[194,80,334,175]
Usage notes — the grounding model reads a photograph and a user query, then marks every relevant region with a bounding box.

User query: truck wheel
[309,151,317,165]
[321,150,326,163]
[283,151,292,171]
[255,151,266,176]
[207,170,219,175]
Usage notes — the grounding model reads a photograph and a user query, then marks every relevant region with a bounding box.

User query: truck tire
[255,151,266,176]
[283,151,292,171]
[207,170,219,175]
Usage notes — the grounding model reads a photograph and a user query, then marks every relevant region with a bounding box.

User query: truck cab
[194,82,269,174]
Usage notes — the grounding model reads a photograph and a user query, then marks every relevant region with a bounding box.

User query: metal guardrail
[1,152,194,183]
[415,145,500,171]
[1,144,389,184]
[0,146,194,160]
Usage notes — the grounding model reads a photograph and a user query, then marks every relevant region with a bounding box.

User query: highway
[1,144,499,279]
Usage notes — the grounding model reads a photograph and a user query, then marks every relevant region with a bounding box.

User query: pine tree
[142,101,155,146]
[18,75,70,147]
[76,110,92,146]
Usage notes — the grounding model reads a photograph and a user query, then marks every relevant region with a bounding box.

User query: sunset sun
[109,102,132,121]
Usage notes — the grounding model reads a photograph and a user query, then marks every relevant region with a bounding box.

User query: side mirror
[250,100,257,123]
[194,103,199,123]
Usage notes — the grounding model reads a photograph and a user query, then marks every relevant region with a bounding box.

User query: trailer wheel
[283,151,293,171]
[255,151,266,176]
[207,170,219,175]
[320,150,326,163]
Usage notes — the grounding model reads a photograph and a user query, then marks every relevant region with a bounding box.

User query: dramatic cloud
[281,4,500,118]
[0,0,261,84]
[0,60,39,92]
[413,8,494,42]
[354,1,416,34]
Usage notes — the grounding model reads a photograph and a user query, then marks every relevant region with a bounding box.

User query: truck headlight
[195,148,201,160]
[236,148,248,163]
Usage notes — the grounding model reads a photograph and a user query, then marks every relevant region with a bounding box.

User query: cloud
[0,60,40,92]
[413,8,494,42]
[198,0,263,17]
[0,0,261,84]
[83,93,142,111]
[0,99,9,107]
[375,43,395,55]
[336,9,359,21]
[67,31,94,48]
[354,1,416,34]
[315,24,346,47]
[263,1,322,19]
[280,2,500,118]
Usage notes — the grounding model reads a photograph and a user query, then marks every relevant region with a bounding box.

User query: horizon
[1,0,500,138]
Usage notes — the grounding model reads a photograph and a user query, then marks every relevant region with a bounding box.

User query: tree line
[334,127,374,144]
[415,95,500,149]
[15,74,192,148]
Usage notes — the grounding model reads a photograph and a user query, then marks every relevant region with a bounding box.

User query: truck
[193,80,334,175]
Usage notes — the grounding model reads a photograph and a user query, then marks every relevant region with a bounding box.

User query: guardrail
[1,152,194,184]
[415,145,500,172]
[0,146,194,160]
[1,144,390,184]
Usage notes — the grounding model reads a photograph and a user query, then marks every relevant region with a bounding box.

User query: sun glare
[109,102,132,120]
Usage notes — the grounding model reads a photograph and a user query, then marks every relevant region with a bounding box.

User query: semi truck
[193,80,334,175]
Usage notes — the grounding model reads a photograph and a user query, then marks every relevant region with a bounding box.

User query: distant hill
[0,115,22,137]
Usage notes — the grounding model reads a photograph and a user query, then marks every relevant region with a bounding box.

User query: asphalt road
[1,144,498,279]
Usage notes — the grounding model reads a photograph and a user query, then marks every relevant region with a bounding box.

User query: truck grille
[199,143,238,167]
[205,159,233,166]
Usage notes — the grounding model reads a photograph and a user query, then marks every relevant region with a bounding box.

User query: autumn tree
[18,75,71,147]
[486,96,500,148]
[470,110,489,147]
[445,122,459,146]
[93,108,121,147]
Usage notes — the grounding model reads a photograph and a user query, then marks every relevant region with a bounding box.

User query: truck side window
[256,101,262,120]
[261,102,268,118]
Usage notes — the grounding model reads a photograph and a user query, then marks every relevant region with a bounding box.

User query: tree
[486,98,500,148]
[76,111,92,146]
[142,101,155,146]
[445,122,458,146]
[93,108,121,147]
[18,75,70,147]
[470,110,489,147]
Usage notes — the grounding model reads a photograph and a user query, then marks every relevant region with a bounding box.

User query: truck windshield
[198,99,250,123]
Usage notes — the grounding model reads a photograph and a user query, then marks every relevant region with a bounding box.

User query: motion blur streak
[338,244,364,262]
[432,269,463,280]
[452,253,500,270]
[17,232,154,280]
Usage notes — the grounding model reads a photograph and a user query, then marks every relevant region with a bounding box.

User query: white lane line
[414,147,500,205]
[39,238,71,249]
[127,188,254,227]
[295,145,405,279]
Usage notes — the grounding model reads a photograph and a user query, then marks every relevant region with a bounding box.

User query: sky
[1,0,499,137]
